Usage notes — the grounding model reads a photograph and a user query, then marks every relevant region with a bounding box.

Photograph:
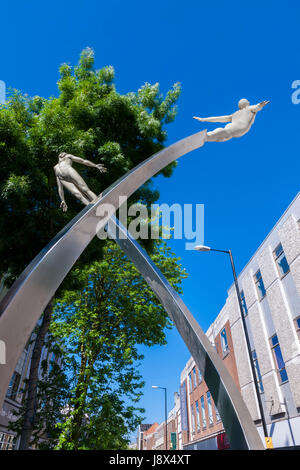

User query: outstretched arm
[250,100,270,113]
[56,177,67,212]
[193,114,232,123]
[68,154,107,172]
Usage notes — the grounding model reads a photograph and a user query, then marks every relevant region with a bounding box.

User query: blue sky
[1,0,300,439]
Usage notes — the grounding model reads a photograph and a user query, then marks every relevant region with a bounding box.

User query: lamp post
[152,385,167,450]
[195,245,271,448]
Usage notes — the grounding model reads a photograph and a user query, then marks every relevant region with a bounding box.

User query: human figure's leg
[77,184,97,202]
[206,126,232,142]
[62,181,90,206]
[66,167,98,201]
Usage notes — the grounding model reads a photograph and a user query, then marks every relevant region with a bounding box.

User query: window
[200,396,206,428]
[0,433,5,450]
[252,350,264,393]
[198,367,202,384]
[215,405,221,422]
[6,435,15,450]
[295,316,300,339]
[191,404,196,434]
[207,392,214,425]
[6,372,21,400]
[188,373,192,392]
[0,432,15,450]
[254,270,266,300]
[195,400,201,432]
[220,327,229,356]
[240,290,248,316]
[270,335,288,384]
[274,243,289,277]
[193,368,197,389]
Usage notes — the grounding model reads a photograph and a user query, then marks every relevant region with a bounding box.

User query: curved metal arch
[108,216,263,450]
[0,129,263,448]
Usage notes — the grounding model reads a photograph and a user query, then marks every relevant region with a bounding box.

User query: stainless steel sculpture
[0,129,264,449]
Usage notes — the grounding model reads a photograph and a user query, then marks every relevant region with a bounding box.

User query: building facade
[180,309,236,450]
[137,393,181,451]
[141,422,159,450]
[0,282,60,450]
[181,192,300,449]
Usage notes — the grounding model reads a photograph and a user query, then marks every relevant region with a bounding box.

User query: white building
[227,191,300,448]
[180,192,300,449]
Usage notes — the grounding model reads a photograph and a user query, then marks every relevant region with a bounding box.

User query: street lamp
[152,385,167,450]
[195,245,271,448]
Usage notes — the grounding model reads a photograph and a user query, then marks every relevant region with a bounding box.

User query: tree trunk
[66,349,92,449]
[18,299,53,450]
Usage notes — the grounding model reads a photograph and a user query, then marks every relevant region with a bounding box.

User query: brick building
[179,305,235,450]
[141,422,159,450]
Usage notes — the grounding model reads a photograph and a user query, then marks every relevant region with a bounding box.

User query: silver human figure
[54,152,107,212]
[193,98,269,142]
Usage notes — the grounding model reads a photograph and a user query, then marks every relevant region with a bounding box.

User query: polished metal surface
[107,216,264,450]
[0,130,206,411]
[0,128,264,448]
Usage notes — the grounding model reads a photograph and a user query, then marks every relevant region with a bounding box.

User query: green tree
[51,240,187,450]
[9,341,70,450]
[0,47,181,449]
[0,47,181,284]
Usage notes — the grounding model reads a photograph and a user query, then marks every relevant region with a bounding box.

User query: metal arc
[0,130,206,409]
[0,129,264,449]
[107,216,264,450]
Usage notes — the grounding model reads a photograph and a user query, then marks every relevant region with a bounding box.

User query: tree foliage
[0,47,184,449]
[51,240,187,450]
[0,47,181,285]
[9,340,70,449]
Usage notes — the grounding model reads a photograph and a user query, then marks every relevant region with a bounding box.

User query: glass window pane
[191,405,195,433]
[195,401,201,432]
[274,345,285,370]
[188,373,192,391]
[215,406,221,422]
[193,368,197,388]
[258,279,266,298]
[280,368,288,383]
[277,253,289,276]
[271,335,288,384]
[201,396,206,428]
[274,244,283,258]
[207,392,213,425]
[254,270,266,299]
[255,271,260,281]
